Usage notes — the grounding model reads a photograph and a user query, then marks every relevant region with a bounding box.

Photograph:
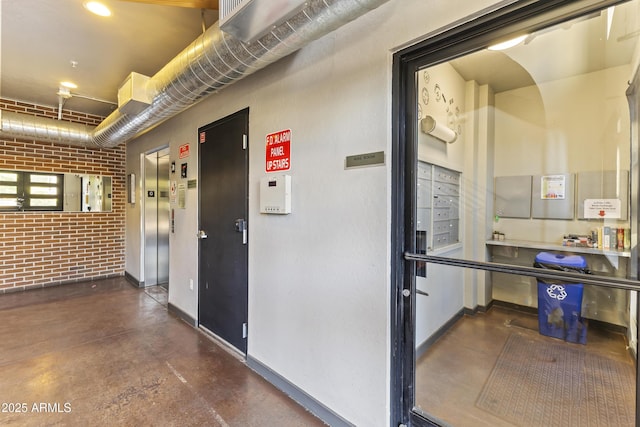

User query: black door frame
[390,1,637,425]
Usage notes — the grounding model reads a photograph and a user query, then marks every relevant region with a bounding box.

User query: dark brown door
[198,108,248,354]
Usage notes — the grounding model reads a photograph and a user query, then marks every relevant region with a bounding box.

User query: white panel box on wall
[260,175,291,214]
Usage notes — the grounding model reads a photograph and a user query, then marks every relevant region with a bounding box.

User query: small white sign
[170,180,177,204]
[178,184,186,209]
[584,198,621,219]
[541,175,565,199]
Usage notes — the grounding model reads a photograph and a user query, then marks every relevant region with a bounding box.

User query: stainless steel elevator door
[144,148,170,287]
[157,152,170,286]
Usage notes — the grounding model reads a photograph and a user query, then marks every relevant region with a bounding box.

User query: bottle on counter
[624,228,631,250]
[617,228,624,250]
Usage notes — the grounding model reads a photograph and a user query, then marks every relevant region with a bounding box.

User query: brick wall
[0,98,125,292]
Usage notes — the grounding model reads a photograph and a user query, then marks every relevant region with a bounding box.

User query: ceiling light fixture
[57,87,72,99]
[60,81,78,89]
[606,6,615,40]
[488,35,528,51]
[83,1,111,17]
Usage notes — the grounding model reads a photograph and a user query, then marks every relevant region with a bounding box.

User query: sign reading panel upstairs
[266,129,291,172]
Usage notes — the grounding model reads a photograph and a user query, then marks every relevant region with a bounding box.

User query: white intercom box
[260,175,291,214]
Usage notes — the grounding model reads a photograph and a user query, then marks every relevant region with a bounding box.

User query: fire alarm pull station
[260,175,291,214]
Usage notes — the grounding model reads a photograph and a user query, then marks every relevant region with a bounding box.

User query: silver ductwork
[0,110,93,147]
[0,0,390,148]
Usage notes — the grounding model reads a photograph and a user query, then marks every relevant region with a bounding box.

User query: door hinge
[242,322,248,338]
[242,134,247,150]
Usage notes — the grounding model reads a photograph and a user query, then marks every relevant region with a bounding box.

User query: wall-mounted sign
[170,180,177,204]
[345,151,385,169]
[199,131,206,143]
[584,199,621,219]
[541,175,566,199]
[179,143,190,159]
[266,129,291,172]
[178,184,186,209]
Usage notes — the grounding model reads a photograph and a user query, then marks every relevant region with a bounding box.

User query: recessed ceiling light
[60,81,78,89]
[84,1,111,17]
[488,35,528,51]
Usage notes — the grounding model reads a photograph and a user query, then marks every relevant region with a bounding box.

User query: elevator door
[144,148,170,287]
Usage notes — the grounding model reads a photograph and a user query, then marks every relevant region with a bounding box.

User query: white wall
[417,63,467,171]
[126,0,504,425]
[493,65,631,241]
[415,63,467,347]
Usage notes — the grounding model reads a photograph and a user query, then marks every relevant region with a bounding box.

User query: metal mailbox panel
[417,163,432,180]
[433,219,451,234]
[434,166,460,185]
[433,195,459,216]
[433,233,450,248]
[434,182,459,197]
[417,179,432,208]
[416,208,431,232]
[418,161,461,252]
[433,207,450,221]
[449,220,459,242]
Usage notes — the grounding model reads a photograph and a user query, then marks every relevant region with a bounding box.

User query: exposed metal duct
[0,110,93,147]
[0,0,390,149]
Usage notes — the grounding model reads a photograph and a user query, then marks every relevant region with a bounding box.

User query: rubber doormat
[476,333,635,426]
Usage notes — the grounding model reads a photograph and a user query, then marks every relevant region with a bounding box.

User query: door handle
[234,219,247,245]
[197,230,208,239]
[402,289,430,297]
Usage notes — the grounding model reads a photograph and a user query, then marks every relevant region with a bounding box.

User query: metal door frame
[390,1,640,425]
[143,145,170,287]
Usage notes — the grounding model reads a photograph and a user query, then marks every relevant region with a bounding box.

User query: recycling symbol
[546,284,567,301]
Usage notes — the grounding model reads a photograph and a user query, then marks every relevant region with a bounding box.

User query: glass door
[392,1,640,425]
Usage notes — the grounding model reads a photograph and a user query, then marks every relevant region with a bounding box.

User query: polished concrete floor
[0,278,325,426]
[415,306,635,426]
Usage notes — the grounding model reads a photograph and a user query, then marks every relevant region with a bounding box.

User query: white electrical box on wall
[260,175,291,214]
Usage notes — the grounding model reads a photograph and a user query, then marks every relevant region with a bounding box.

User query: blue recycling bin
[534,252,588,344]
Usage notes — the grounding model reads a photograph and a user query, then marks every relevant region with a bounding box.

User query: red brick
[0,98,124,291]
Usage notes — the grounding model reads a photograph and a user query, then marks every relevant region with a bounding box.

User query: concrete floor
[415,306,635,426]
[0,278,325,426]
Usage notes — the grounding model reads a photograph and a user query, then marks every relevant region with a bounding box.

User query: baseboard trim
[247,356,355,427]
[167,303,197,327]
[491,300,538,316]
[477,299,494,313]
[416,309,464,360]
[0,273,123,294]
[124,271,144,288]
[463,306,478,316]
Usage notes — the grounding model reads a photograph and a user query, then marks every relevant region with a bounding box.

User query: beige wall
[493,64,632,242]
[126,1,509,425]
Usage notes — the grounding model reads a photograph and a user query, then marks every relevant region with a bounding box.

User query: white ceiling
[451,2,640,93]
[1,0,218,117]
[1,1,639,120]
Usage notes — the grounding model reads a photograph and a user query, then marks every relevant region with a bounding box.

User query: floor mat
[476,332,635,426]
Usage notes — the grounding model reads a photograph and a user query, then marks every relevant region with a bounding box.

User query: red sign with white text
[265,129,291,172]
[179,143,190,159]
